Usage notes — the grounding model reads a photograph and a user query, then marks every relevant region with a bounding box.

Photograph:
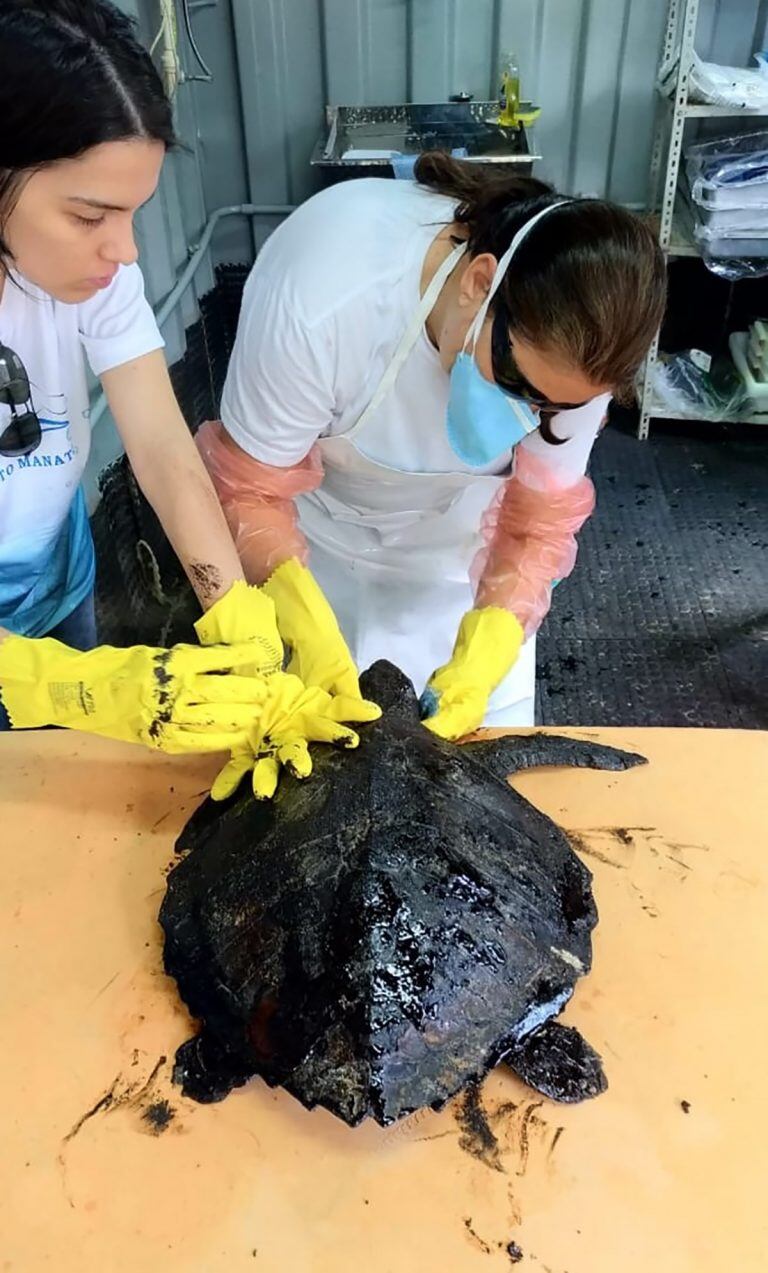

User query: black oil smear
[142,1099,175,1134]
[62,1076,121,1143]
[507,1241,524,1264]
[455,1081,504,1172]
[567,832,624,870]
[681,1099,691,1114]
[149,651,174,741]
[62,1056,167,1144]
[515,1100,544,1176]
[548,1125,565,1158]
[463,1217,492,1254]
[188,561,225,602]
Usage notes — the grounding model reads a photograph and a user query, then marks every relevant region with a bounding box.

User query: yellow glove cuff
[262,559,341,643]
[437,607,524,691]
[0,635,92,729]
[194,580,282,675]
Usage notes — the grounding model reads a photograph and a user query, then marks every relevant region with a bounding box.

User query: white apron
[296,242,536,727]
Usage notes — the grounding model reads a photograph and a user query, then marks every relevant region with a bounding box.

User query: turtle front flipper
[464,733,646,782]
[501,1021,607,1103]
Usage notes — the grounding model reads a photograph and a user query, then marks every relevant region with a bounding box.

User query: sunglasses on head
[0,342,42,458]
[490,305,589,417]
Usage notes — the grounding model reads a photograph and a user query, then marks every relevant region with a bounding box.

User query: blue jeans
[0,593,98,730]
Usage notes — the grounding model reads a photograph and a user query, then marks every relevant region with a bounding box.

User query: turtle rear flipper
[465,733,646,782]
[502,1021,607,1103]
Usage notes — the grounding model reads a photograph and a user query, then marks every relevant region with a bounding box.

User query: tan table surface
[1,727,766,1273]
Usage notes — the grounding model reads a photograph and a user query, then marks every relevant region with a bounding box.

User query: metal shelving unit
[638,0,768,439]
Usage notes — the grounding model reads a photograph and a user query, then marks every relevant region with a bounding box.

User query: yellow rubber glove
[419,607,524,741]
[211,673,377,801]
[0,634,276,755]
[262,559,380,720]
[194,579,283,675]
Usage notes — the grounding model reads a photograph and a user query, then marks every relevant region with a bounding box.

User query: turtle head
[359,661,420,719]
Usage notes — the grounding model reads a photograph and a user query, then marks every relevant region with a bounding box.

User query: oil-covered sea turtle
[160,661,645,1126]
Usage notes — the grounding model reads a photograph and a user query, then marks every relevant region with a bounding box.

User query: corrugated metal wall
[121,0,768,289]
[231,0,768,212]
[124,0,768,308]
[231,0,673,210]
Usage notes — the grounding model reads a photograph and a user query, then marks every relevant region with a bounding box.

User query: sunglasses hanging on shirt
[0,341,42,458]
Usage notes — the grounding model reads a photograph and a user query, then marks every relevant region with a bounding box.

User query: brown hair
[415,152,667,419]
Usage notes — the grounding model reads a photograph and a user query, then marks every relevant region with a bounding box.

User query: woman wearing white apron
[198,154,666,745]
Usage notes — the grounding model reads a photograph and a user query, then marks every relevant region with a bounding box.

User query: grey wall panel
[231,0,326,247]
[176,0,253,267]
[605,0,669,204]
[409,0,498,102]
[322,0,409,102]
[530,0,596,192]
[698,0,768,62]
[123,0,768,284]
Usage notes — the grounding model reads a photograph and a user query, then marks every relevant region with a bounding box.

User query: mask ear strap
[462,200,571,356]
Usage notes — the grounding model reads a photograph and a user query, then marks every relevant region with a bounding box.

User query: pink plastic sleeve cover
[471,446,596,636]
[196,420,323,584]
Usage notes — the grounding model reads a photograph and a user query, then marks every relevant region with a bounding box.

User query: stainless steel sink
[311,101,540,177]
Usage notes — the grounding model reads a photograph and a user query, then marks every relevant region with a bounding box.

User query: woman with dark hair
[200,154,667,737]
[0,0,376,795]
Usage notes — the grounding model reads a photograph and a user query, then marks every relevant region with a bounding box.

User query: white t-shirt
[220,178,609,483]
[0,263,163,636]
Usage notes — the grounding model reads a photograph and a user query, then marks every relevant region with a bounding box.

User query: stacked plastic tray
[684,131,768,259]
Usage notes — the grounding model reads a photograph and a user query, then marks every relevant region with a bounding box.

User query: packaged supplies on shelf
[689,198,768,233]
[747,320,768,381]
[693,225,768,258]
[729,331,768,413]
[686,52,768,110]
[686,130,768,208]
[651,350,749,421]
[699,253,768,281]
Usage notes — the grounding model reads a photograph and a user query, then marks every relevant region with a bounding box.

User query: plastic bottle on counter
[498,51,521,127]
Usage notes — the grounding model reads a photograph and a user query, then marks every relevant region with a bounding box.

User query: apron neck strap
[463,200,571,354]
[346,238,467,439]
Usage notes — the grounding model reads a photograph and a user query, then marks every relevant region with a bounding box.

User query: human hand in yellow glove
[263,559,380,720]
[0,634,277,755]
[194,579,283,676]
[419,607,524,741]
[210,673,377,801]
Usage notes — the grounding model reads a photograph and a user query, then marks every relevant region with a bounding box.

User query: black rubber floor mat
[539,414,768,728]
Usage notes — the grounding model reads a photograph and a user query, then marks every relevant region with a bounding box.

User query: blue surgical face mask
[445,201,569,469]
[446,353,540,467]
[448,353,537,468]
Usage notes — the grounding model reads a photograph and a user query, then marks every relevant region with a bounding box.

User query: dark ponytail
[415,151,667,410]
[415,150,556,242]
[0,0,176,264]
